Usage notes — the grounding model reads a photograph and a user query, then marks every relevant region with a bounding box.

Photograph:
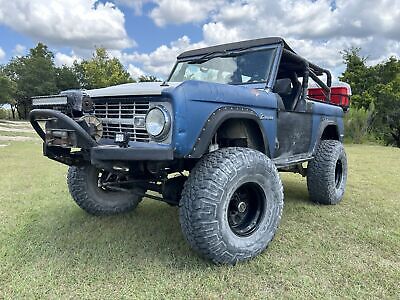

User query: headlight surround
[145,105,171,141]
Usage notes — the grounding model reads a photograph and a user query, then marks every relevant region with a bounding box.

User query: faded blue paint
[163,80,278,157]
[161,79,345,158]
[312,101,344,117]
[156,41,345,160]
[308,101,345,153]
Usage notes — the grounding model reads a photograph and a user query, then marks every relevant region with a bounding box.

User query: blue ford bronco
[30,37,349,264]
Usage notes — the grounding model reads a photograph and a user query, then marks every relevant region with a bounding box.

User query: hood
[86,81,181,98]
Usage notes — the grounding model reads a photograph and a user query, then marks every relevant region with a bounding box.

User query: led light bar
[32,95,68,106]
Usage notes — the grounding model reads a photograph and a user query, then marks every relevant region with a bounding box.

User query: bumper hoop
[29,109,98,148]
[29,109,174,165]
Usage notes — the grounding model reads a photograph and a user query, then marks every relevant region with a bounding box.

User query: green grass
[0,142,399,299]
[0,130,37,138]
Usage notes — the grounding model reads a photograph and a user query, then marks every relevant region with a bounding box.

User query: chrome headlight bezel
[145,105,171,141]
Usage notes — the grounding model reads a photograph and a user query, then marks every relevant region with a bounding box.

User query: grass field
[0,131,399,298]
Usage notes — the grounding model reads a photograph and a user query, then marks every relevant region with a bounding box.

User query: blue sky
[0,1,202,59]
[0,0,399,80]
[121,2,203,52]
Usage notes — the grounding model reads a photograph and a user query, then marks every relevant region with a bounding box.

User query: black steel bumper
[29,109,174,164]
[90,144,173,161]
[30,109,97,148]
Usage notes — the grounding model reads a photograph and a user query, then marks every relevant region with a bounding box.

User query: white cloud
[197,0,400,77]
[2,0,397,81]
[122,0,395,78]
[55,52,82,67]
[0,0,134,50]
[149,0,224,26]
[0,47,5,61]
[83,0,400,80]
[120,36,207,78]
[127,64,145,79]
[13,44,26,56]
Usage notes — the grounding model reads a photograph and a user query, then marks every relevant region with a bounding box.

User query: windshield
[168,48,276,85]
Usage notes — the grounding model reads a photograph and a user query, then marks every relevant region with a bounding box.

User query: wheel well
[321,124,339,140]
[215,119,266,154]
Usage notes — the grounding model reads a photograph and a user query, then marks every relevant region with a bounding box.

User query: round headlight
[145,105,171,140]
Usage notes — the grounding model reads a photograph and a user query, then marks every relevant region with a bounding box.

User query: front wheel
[67,166,145,215]
[179,148,284,265]
[307,140,348,205]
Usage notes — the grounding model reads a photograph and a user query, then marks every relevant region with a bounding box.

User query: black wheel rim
[335,160,343,188]
[227,182,265,237]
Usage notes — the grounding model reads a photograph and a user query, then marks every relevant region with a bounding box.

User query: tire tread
[179,147,284,264]
[67,166,141,215]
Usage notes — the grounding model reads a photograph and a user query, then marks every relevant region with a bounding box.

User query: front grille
[93,97,152,142]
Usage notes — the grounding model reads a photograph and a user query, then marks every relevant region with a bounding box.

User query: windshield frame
[166,44,280,87]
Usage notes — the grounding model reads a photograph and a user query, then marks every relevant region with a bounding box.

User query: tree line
[0,43,399,147]
[340,48,400,147]
[0,43,158,119]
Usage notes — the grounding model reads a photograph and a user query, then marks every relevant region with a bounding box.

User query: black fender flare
[187,106,270,158]
[312,118,341,154]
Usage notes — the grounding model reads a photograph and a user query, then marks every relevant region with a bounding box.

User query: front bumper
[29,109,174,165]
[91,143,173,161]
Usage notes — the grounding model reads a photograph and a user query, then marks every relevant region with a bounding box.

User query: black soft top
[177,37,295,59]
[176,36,332,89]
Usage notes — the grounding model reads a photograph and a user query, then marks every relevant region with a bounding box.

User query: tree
[138,75,160,82]
[373,79,400,147]
[370,58,400,147]
[0,70,15,105]
[4,43,59,118]
[0,70,17,118]
[340,47,400,147]
[56,65,80,91]
[74,48,133,89]
[373,56,400,84]
[339,48,375,109]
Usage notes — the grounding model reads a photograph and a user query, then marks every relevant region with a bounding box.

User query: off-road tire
[179,147,284,265]
[67,166,144,215]
[307,140,348,205]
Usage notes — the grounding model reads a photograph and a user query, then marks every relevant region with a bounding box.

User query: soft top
[177,37,295,59]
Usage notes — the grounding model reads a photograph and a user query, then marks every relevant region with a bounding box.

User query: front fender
[163,80,278,158]
[186,106,270,158]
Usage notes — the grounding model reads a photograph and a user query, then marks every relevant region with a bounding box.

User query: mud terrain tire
[307,140,348,205]
[67,166,144,215]
[179,147,284,265]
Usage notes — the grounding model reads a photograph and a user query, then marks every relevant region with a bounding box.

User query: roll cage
[168,37,334,111]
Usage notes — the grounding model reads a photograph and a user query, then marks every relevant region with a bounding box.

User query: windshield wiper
[187,47,252,64]
[188,51,228,64]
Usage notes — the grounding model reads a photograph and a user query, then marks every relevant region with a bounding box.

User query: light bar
[32,95,68,106]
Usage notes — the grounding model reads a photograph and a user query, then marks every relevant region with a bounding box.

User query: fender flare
[312,119,341,154]
[187,106,270,158]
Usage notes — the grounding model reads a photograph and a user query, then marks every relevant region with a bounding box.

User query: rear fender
[311,119,342,154]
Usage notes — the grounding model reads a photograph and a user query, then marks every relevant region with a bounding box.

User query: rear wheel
[67,166,145,215]
[307,140,348,205]
[179,147,284,265]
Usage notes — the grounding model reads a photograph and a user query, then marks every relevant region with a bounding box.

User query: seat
[229,68,242,84]
[273,75,302,110]
[273,78,291,110]
[288,73,302,110]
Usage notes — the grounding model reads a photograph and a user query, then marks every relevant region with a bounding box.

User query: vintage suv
[30,37,349,264]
